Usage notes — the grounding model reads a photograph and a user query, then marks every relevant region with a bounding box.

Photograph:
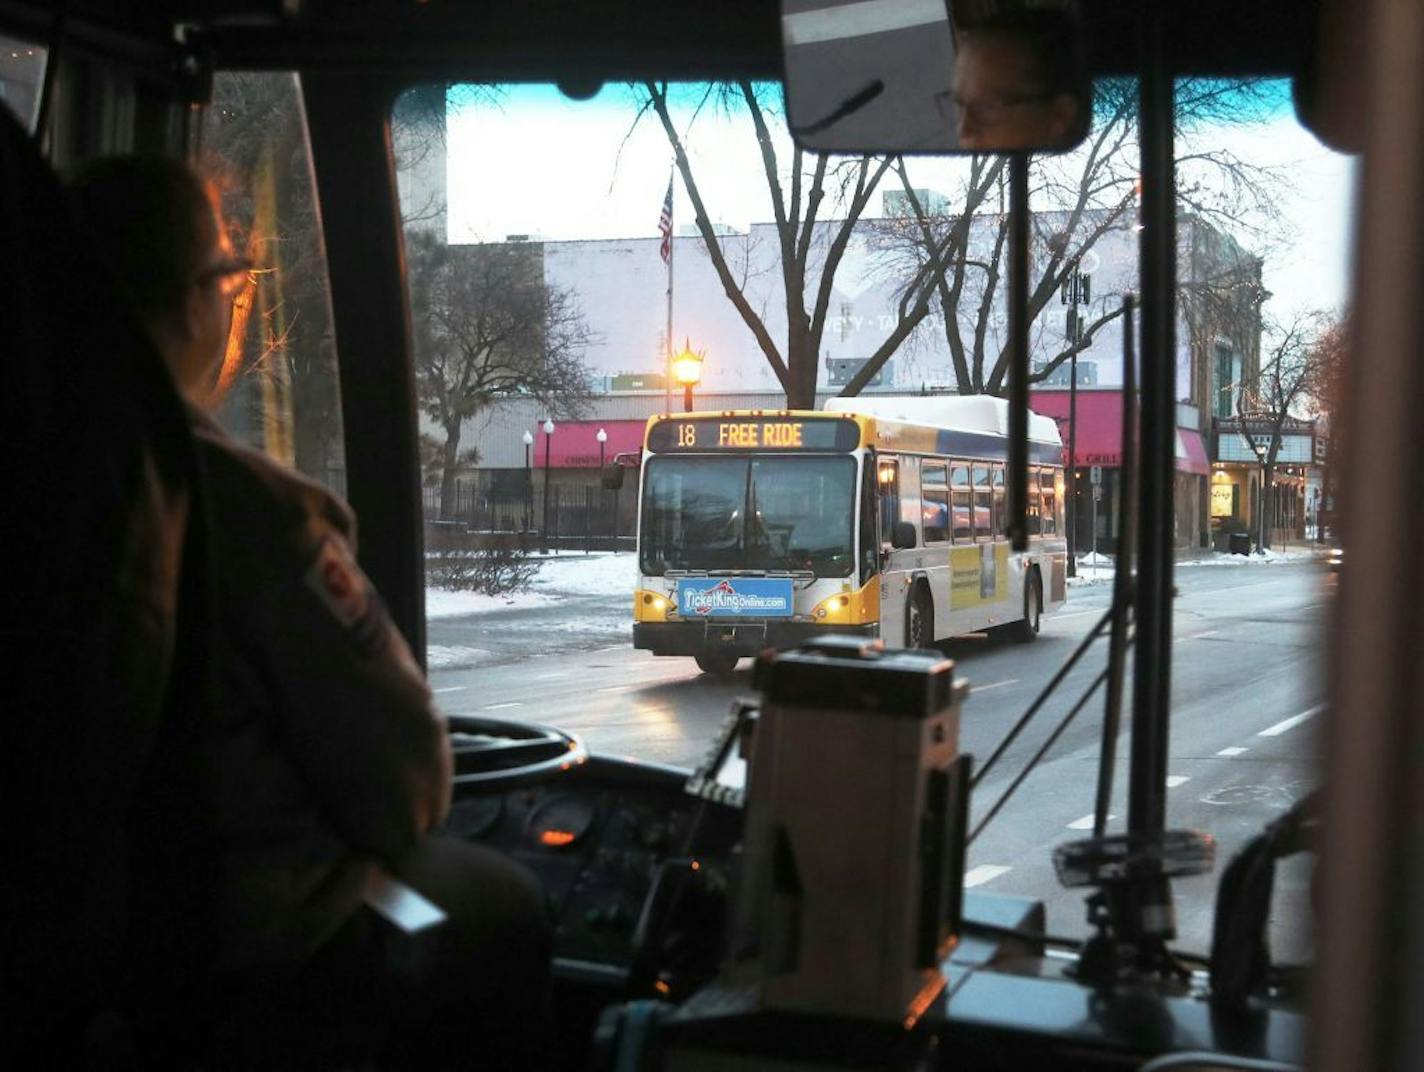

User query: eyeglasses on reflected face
[937,90,1053,125]
[194,256,255,298]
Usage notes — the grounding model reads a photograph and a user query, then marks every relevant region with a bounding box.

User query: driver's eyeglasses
[937,90,1052,124]
[195,256,254,299]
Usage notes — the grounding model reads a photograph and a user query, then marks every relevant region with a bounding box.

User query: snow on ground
[1065,546,1326,587]
[425,587,557,619]
[528,551,637,597]
[426,644,496,669]
[1177,546,1328,567]
[425,551,634,619]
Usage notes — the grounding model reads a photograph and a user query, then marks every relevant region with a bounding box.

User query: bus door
[875,454,911,644]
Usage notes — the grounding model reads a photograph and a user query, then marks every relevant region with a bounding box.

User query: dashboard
[442,755,742,981]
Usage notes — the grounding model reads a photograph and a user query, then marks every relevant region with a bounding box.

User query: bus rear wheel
[695,652,740,676]
[1014,571,1042,643]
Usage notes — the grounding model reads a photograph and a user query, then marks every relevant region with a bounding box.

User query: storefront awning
[1176,429,1211,475]
[1031,389,1210,475]
[534,419,646,467]
[1030,390,1124,468]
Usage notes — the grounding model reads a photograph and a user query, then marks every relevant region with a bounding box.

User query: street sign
[1093,485,1103,501]
[1090,465,1102,484]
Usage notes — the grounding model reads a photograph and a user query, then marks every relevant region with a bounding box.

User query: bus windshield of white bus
[640,455,856,576]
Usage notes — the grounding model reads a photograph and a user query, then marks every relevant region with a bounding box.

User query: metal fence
[423,482,627,542]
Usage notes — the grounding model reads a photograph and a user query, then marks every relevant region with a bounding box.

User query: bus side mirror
[602,465,625,491]
[891,521,917,550]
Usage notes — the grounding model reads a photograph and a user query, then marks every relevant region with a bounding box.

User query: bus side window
[972,465,993,541]
[1040,469,1058,536]
[1025,466,1043,536]
[992,465,1006,538]
[950,464,972,543]
[922,462,949,543]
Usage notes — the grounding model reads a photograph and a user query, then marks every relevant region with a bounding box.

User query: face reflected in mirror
[949,19,1085,152]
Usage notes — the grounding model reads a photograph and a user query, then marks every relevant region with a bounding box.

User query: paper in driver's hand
[363,869,448,933]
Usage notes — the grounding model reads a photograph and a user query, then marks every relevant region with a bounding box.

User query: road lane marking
[1166,775,1191,788]
[1259,704,1324,737]
[482,701,523,710]
[1192,629,1220,639]
[433,686,467,694]
[972,678,1020,693]
[964,865,1011,887]
[1217,746,1248,757]
[1067,813,1114,830]
[597,684,634,694]
[535,672,568,680]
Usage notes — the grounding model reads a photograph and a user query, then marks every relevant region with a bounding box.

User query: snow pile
[426,644,496,669]
[528,552,637,597]
[425,587,557,620]
[1179,547,1328,568]
[426,551,633,619]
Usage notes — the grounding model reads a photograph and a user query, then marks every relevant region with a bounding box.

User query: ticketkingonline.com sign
[678,578,794,617]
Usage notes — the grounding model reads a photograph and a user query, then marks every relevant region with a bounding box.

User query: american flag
[658,175,673,264]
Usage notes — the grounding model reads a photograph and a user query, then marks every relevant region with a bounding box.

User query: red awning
[1175,429,1211,476]
[1030,389,1211,475]
[534,419,646,468]
[1029,390,1124,467]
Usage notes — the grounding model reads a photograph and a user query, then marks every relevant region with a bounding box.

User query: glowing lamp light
[672,342,704,387]
[539,830,576,847]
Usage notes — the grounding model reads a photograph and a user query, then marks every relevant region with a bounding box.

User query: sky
[444,80,1357,329]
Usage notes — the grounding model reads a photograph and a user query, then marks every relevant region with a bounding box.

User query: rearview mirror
[601,465,626,491]
[780,0,1091,155]
[891,520,917,549]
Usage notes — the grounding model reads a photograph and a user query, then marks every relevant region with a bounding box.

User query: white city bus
[631,395,1067,673]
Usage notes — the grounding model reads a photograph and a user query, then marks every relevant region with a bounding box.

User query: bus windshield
[640,455,856,576]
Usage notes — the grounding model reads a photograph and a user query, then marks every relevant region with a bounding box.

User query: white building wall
[537,212,1212,400]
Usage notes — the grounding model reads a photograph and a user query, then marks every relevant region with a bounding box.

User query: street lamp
[542,418,555,553]
[672,339,704,413]
[521,430,534,535]
[596,427,610,541]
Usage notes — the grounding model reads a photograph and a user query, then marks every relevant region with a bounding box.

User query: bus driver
[70,157,551,1069]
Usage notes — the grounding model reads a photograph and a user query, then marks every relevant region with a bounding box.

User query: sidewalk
[1068,543,1330,587]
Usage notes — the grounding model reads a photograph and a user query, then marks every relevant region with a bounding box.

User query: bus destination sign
[648,417,859,453]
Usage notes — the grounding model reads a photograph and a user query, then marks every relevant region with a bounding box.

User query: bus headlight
[635,589,674,621]
[812,594,852,622]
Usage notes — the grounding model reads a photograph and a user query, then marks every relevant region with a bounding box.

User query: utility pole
[1062,262,1091,577]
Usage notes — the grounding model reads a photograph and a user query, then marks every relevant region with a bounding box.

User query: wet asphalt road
[426,557,1328,958]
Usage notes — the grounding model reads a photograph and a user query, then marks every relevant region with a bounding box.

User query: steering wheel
[446,713,587,789]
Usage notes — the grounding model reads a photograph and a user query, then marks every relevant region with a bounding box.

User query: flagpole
[665,168,675,414]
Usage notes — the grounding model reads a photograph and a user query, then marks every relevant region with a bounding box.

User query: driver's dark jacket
[190,408,452,972]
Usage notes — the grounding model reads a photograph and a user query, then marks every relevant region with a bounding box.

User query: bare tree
[203,72,341,481]
[860,79,1287,396]
[637,82,954,408]
[1301,312,1348,541]
[1233,310,1334,550]
[407,231,594,519]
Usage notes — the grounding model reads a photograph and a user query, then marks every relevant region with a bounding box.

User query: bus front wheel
[695,652,740,676]
[906,587,935,649]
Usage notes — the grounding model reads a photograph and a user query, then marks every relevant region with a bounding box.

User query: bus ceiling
[1,1,1326,82]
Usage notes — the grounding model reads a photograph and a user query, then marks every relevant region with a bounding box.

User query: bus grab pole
[1008,155,1030,551]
